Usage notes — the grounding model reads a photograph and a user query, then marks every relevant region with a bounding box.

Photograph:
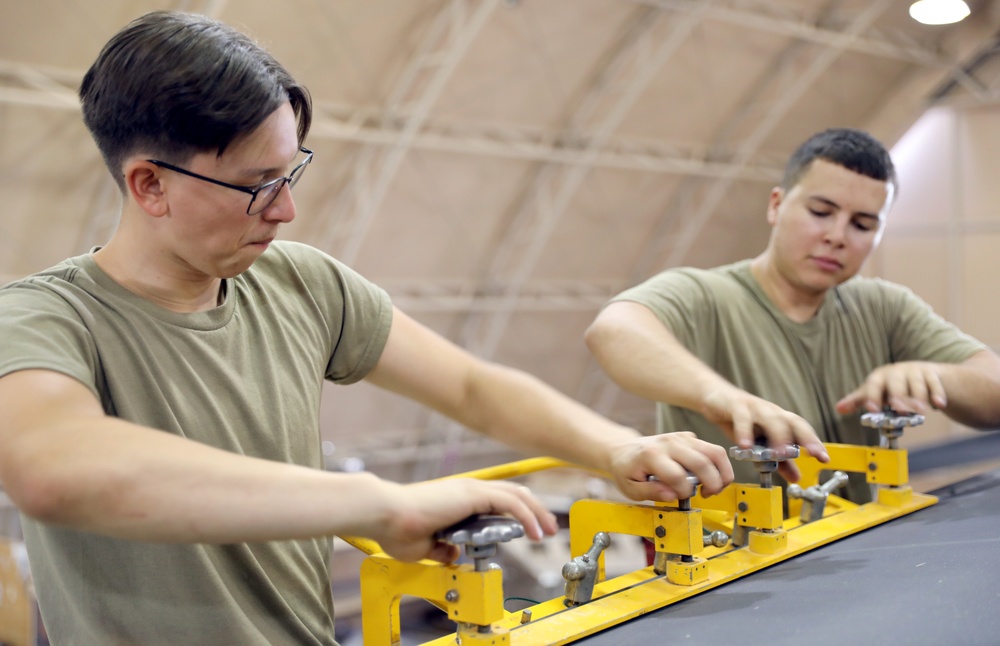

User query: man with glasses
[0,11,738,646]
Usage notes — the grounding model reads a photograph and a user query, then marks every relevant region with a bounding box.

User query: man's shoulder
[256,240,324,266]
[648,260,753,293]
[836,274,916,303]
[0,255,92,302]
[615,260,754,316]
[251,240,372,288]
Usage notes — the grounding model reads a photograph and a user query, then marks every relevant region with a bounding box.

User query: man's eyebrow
[240,163,286,177]
[239,150,302,178]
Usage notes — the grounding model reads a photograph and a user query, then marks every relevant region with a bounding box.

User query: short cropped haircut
[79,11,312,191]
[781,128,897,196]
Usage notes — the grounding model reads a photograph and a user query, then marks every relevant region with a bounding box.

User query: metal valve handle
[434,514,525,546]
[729,444,800,488]
[563,532,611,606]
[787,471,849,523]
[434,514,525,570]
[861,409,925,449]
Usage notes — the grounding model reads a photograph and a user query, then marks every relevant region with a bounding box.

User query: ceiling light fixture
[909,0,971,25]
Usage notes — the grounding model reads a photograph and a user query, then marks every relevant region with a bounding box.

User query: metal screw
[655,526,666,538]
[445,590,459,603]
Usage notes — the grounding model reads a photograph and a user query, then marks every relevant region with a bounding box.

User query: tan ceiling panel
[2,0,999,477]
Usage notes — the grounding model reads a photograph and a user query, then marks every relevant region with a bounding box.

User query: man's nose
[824,215,848,245]
[261,183,296,223]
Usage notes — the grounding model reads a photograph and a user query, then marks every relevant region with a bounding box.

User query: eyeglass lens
[247,154,310,215]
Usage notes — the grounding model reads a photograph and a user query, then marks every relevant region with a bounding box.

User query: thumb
[424,541,460,564]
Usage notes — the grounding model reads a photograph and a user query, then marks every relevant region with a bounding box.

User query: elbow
[1,459,83,526]
[583,320,613,362]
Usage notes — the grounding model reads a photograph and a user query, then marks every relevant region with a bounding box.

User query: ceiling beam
[310,106,782,181]
[312,0,501,266]
[408,3,723,480]
[637,0,963,69]
[455,2,714,359]
[384,279,618,312]
[0,68,782,183]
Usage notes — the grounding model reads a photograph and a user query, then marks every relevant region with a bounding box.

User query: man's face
[154,102,302,279]
[766,158,890,295]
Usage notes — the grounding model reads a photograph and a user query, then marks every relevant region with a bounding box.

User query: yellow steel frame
[348,447,935,646]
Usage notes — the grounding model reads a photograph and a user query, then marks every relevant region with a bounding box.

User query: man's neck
[749,254,826,323]
[93,237,223,314]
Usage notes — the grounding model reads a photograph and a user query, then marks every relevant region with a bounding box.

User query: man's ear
[123,161,169,217]
[766,187,784,226]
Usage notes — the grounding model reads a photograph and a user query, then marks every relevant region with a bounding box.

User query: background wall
[875,103,1000,451]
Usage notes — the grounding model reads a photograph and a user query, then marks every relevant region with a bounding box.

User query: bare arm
[585,301,829,480]
[365,307,734,501]
[835,349,1000,428]
[0,369,556,560]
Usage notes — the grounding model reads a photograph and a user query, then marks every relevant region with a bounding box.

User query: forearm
[585,303,735,414]
[939,351,1000,428]
[452,363,642,473]
[5,414,399,544]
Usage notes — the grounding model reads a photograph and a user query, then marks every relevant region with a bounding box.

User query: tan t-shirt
[0,241,392,646]
[612,260,986,502]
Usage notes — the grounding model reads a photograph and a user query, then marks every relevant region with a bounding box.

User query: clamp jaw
[651,475,728,585]
[729,444,799,552]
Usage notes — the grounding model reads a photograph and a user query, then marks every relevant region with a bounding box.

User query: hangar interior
[2,1,1000,644]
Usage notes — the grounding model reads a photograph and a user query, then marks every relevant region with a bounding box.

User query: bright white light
[909,0,970,25]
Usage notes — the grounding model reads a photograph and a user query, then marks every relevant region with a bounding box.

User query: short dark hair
[781,128,897,196]
[79,11,312,191]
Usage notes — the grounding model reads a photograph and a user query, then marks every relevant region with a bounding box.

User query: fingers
[834,390,864,415]
[425,541,460,564]
[840,362,946,416]
[787,416,828,463]
[615,434,735,501]
[380,479,558,563]
[740,406,827,464]
[705,388,824,461]
[500,482,559,540]
[728,401,756,449]
[777,459,801,483]
[459,479,558,541]
[926,371,948,409]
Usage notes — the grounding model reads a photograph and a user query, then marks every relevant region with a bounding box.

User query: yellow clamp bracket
[568,499,705,584]
[735,484,783,530]
[794,442,909,488]
[360,555,506,644]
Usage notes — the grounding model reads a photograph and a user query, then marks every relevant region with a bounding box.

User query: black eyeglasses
[147,147,314,215]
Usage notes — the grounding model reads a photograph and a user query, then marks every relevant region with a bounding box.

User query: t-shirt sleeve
[608,269,717,351]
[275,242,393,384]
[0,279,102,396]
[324,260,393,384]
[880,280,986,364]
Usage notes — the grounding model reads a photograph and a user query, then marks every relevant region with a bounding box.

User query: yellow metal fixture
[350,431,936,646]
